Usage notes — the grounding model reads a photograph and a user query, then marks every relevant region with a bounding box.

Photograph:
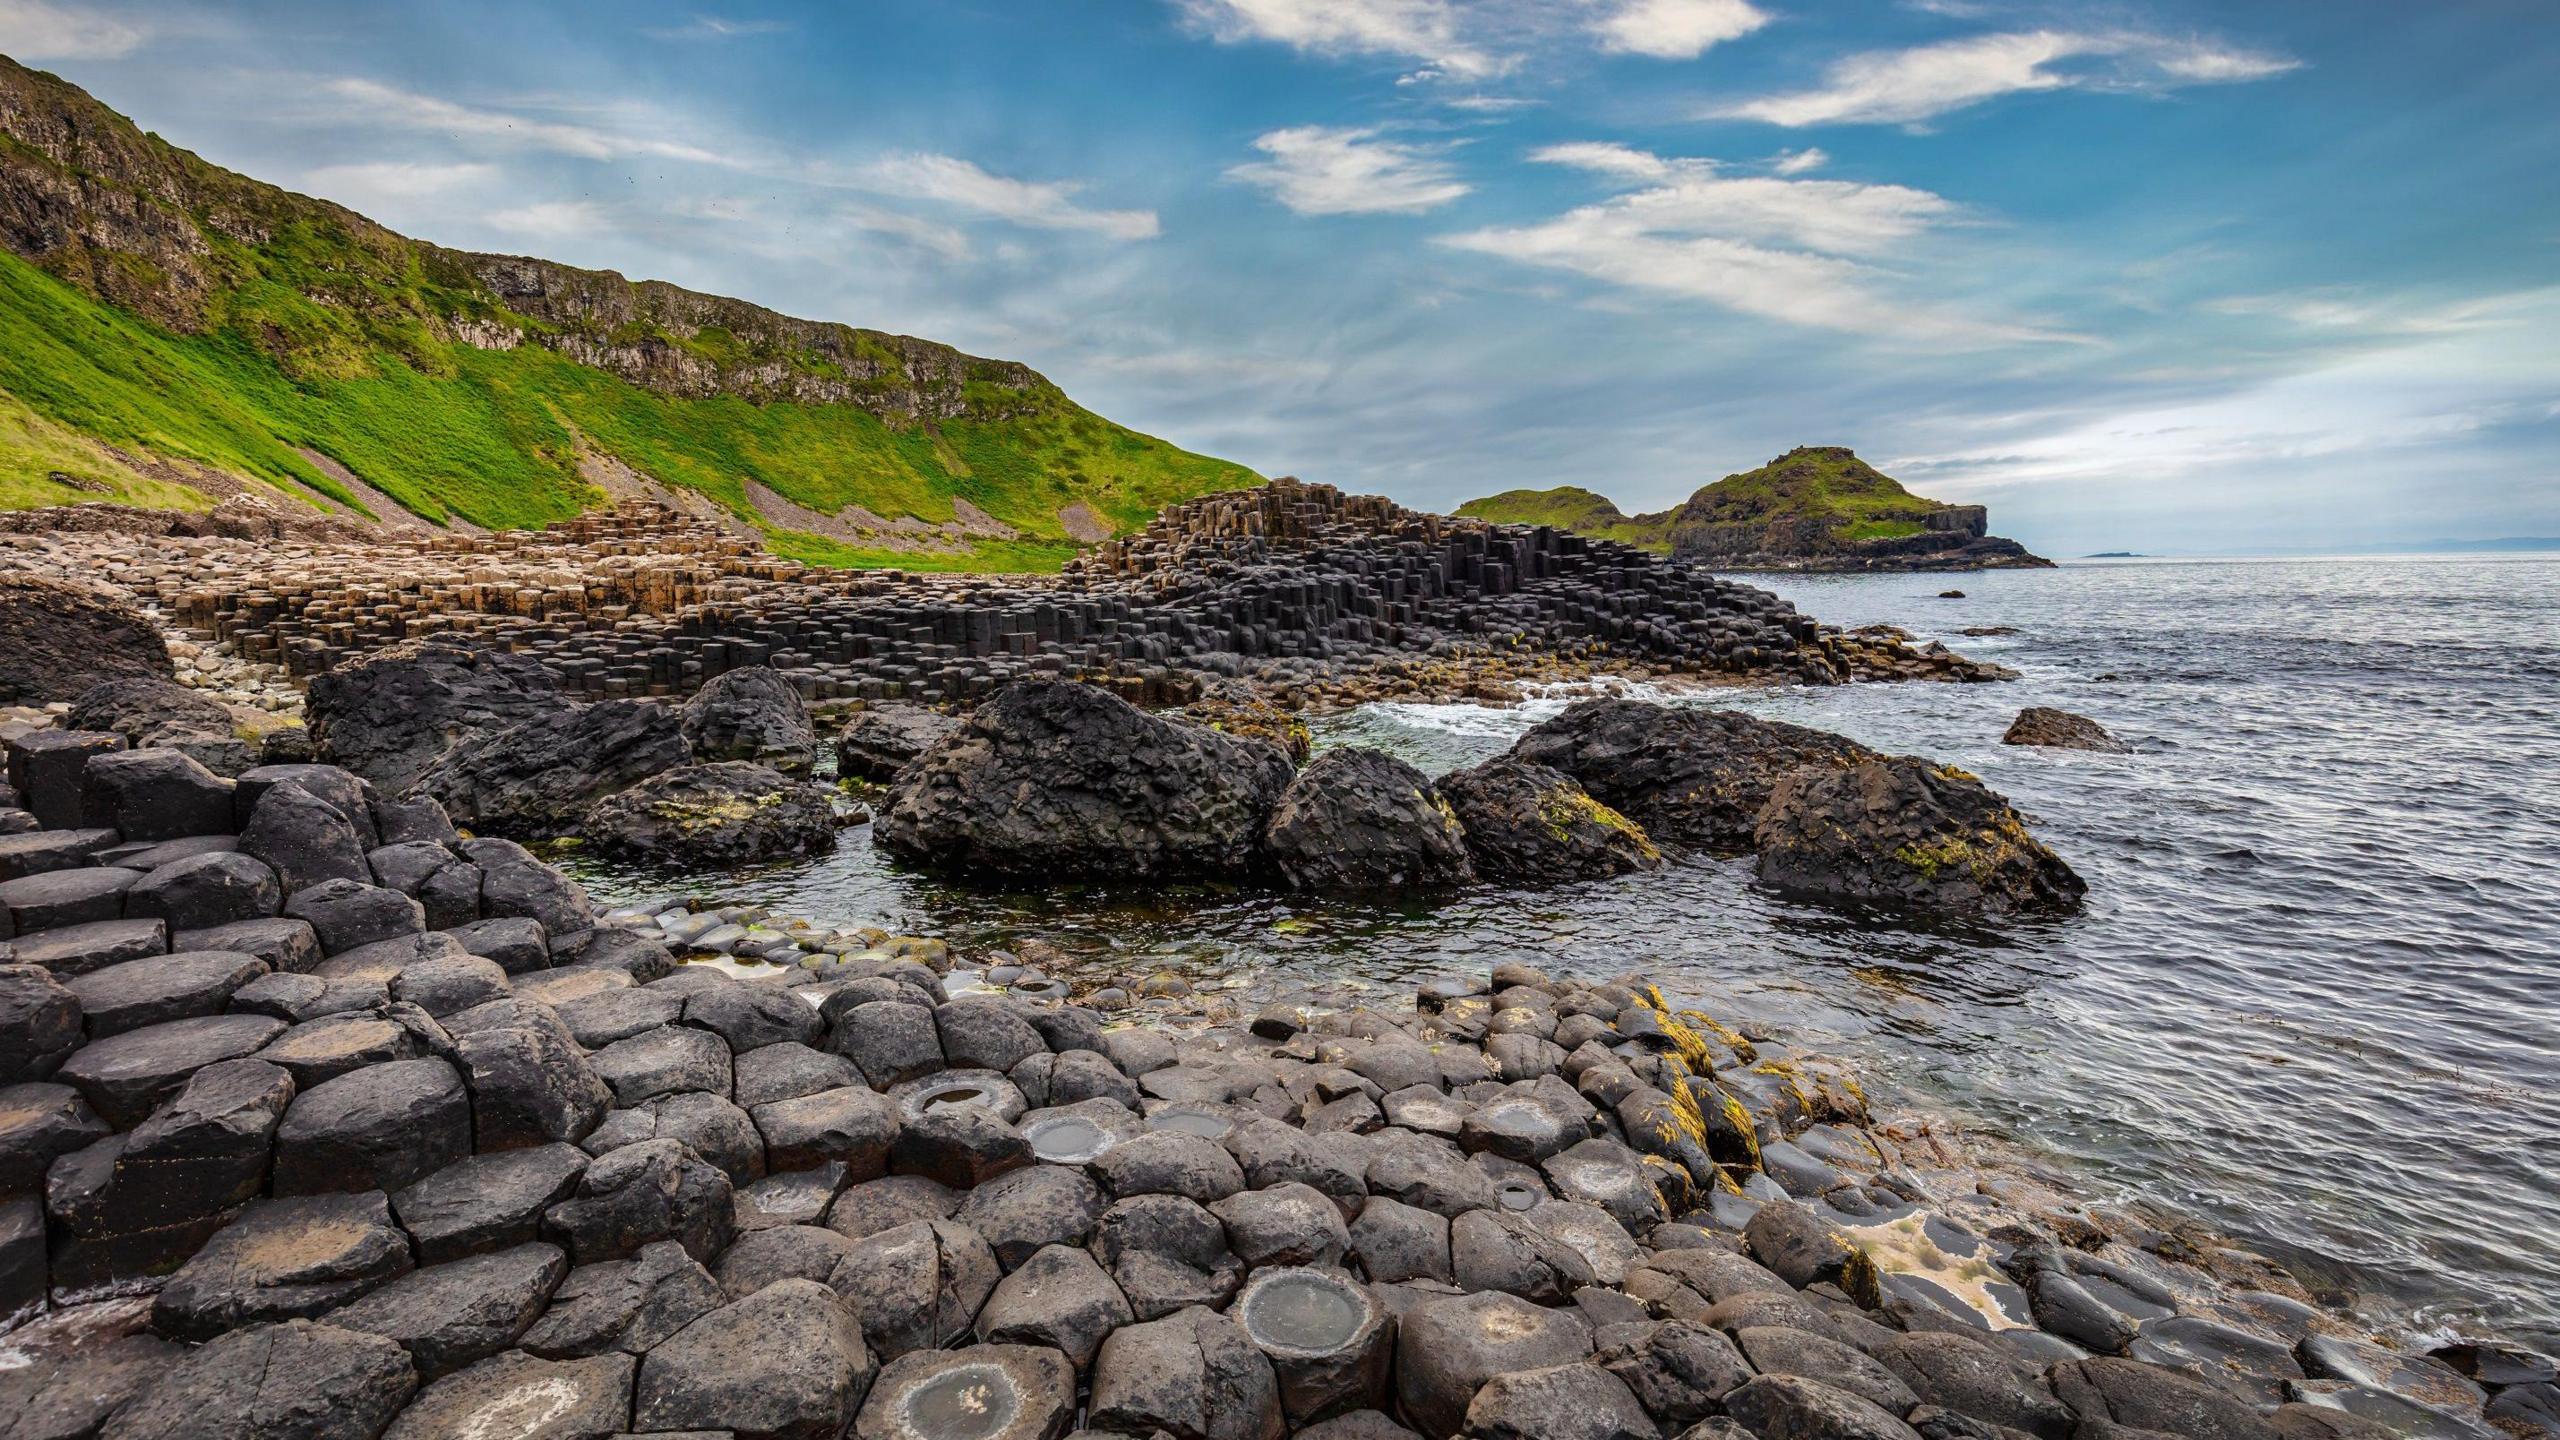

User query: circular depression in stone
[903,1077,995,1118]
[1497,1180,1542,1211]
[1148,1106,1233,1141]
[1011,978,1068,1001]
[899,1363,1020,1440]
[1237,1268,1368,1357]
[1022,1114,1112,1164]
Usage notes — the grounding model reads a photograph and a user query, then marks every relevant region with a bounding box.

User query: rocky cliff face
[0,56,1036,422]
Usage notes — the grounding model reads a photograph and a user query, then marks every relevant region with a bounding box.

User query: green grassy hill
[1459,447,1956,552]
[0,57,1254,569]
[1454,485,1674,550]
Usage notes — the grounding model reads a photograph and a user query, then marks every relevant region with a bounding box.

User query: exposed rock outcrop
[1262,748,1473,892]
[582,762,838,866]
[1438,759,1662,884]
[412,701,690,837]
[305,639,568,794]
[1754,756,2087,915]
[0,574,172,704]
[832,706,964,785]
[679,666,817,775]
[1509,700,1879,851]
[2002,707,2132,754]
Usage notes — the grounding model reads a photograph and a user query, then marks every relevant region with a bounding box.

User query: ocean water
[568,556,2560,1351]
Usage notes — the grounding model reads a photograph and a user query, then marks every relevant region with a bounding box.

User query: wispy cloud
[643,14,792,42]
[1230,126,1470,215]
[320,78,742,167]
[1770,146,1828,175]
[0,0,147,59]
[1589,0,1769,60]
[298,161,500,210]
[1443,143,2068,346]
[1718,29,2299,128]
[484,200,606,242]
[852,152,1161,240]
[1174,0,1504,80]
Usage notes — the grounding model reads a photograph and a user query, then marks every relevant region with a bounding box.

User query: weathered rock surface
[681,664,819,774]
[2003,706,2133,753]
[1754,756,2086,915]
[1511,699,1878,850]
[305,637,567,793]
[583,761,837,865]
[416,699,691,836]
[833,704,964,783]
[1262,748,1473,892]
[0,574,171,705]
[1439,758,1662,883]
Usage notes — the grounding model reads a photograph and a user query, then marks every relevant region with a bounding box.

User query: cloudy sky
[9,0,2556,553]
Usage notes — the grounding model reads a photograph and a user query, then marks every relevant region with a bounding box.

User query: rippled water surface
[570,556,2560,1349]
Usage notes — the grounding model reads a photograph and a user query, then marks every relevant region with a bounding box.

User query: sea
[567,555,2560,1352]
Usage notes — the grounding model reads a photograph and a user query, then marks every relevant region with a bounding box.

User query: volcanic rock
[0,574,171,705]
[680,665,819,774]
[2003,706,2133,753]
[1510,699,1878,850]
[1262,747,1474,892]
[1753,756,2085,915]
[416,699,690,836]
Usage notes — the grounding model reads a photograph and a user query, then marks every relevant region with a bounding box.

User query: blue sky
[8,0,2557,553]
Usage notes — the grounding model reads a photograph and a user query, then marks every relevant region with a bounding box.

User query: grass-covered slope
[0,56,1255,568]
[1454,485,1673,550]
[1457,447,1957,552]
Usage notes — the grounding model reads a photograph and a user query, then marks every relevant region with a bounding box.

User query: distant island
[1459,445,2051,572]
[2084,551,2148,558]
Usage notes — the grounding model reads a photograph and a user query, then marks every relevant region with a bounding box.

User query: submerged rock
[1439,758,1662,883]
[878,680,1294,880]
[1754,757,2085,915]
[583,762,838,865]
[2003,706,2133,754]
[1511,699,1878,850]
[1263,748,1473,892]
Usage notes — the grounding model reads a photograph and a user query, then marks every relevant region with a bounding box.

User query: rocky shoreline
[3,741,2552,1439]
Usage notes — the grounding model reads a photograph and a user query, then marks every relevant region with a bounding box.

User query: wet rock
[1395,1289,1593,1439]
[392,1143,589,1263]
[584,762,837,865]
[973,1242,1133,1369]
[634,1278,876,1440]
[1089,1304,1284,1440]
[834,704,965,784]
[0,963,82,1081]
[382,1350,634,1440]
[57,1013,285,1128]
[1510,700,1878,850]
[1234,1266,1394,1426]
[1722,1374,1924,1440]
[1263,748,1474,892]
[1598,1320,1755,1429]
[2002,708,2131,754]
[1873,1331,2073,1439]
[682,666,819,774]
[272,1057,471,1195]
[544,1137,736,1264]
[828,1216,1000,1359]
[1440,759,1664,883]
[1464,1361,1659,1440]
[2130,1315,2303,1408]
[329,1242,569,1379]
[1745,1201,1880,1301]
[307,637,568,793]
[151,1191,415,1340]
[99,1319,416,1440]
[854,1344,1075,1440]
[0,574,171,706]
[877,679,1294,881]
[1755,756,2086,916]
[520,1240,723,1358]
[463,838,597,937]
[752,1085,900,1177]
[2296,1333,2488,1417]
[123,853,281,931]
[419,698,689,836]
[953,1162,1110,1268]
[591,1025,732,1107]
[2048,1356,2280,1440]
[79,751,235,844]
[237,783,371,896]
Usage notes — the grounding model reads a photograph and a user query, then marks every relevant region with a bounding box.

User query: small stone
[973,1242,1132,1369]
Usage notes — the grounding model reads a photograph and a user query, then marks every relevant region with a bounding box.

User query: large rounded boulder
[583,762,838,865]
[1753,755,2085,915]
[1262,747,1473,891]
[1439,758,1662,884]
[0,574,171,704]
[833,705,964,784]
[1509,699,1877,850]
[680,666,818,775]
[306,637,568,792]
[414,700,690,837]
[877,680,1294,880]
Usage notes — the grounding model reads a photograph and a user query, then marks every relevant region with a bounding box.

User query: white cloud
[1174,0,1505,79]
[1770,146,1828,175]
[484,200,606,242]
[1589,0,1769,60]
[1719,29,2299,127]
[297,161,499,212]
[320,78,741,168]
[0,0,146,59]
[644,15,792,42]
[1230,126,1469,215]
[1444,143,2066,346]
[853,152,1160,240]
[838,203,974,262]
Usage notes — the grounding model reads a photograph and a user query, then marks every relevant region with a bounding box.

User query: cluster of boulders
[302,640,845,865]
[878,683,2081,917]
[3,752,2546,1439]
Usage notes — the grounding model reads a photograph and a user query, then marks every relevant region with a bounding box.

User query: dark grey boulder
[151,1191,415,1341]
[834,705,962,783]
[306,637,567,793]
[682,666,819,774]
[367,842,482,931]
[0,1079,109,1193]
[99,1319,417,1440]
[545,1137,735,1264]
[455,1018,614,1151]
[0,823,121,881]
[891,1103,1030,1190]
[1463,1361,1659,1440]
[0,1305,182,1440]
[739,1163,850,1231]
[952,1162,1109,1269]
[558,985,687,1050]
[465,836,598,936]
[2047,1357,2279,1440]
[1451,1206,1596,1303]
[232,766,380,848]
[1263,747,1474,892]
[1738,1325,1920,1414]
[123,852,281,931]
[592,1025,732,1107]
[584,762,838,866]
[69,950,267,1037]
[393,1143,589,1264]
[551,925,674,980]
[749,1084,902,1180]
[1047,1047,1143,1109]
[634,1277,877,1440]
[1541,1138,1668,1232]
[1092,1193,1245,1320]
[51,1058,291,1239]
[1599,1320,1756,1430]
[826,1174,961,1242]
[80,750,235,843]
[1,865,142,932]
[935,996,1046,1072]
[973,1242,1133,1369]
[283,878,424,955]
[389,952,512,1016]
[0,963,82,1081]
[1510,699,1879,850]
[1873,1331,2073,1439]
[67,678,245,772]
[715,1223,864,1299]
[382,1349,634,1440]
[829,999,945,1087]
[519,1239,723,1359]
[273,1056,471,1195]
[1213,1180,1350,1269]
[1089,1304,1284,1440]
[1722,1374,1925,1440]
[876,679,1294,881]
[238,783,371,896]
[1093,1128,1246,1204]
[1755,757,2085,917]
[827,1216,999,1360]
[7,915,167,979]
[584,1091,765,1186]
[1233,1266,1393,1427]
[735,1041,863,1108]
[687,982,824,1053]
[1395,1290,1593,1439]
[312,929,469,985]
[372,794,461,846]
[1366,1129,1495,1219]
[853,1343,1074,1440]
[176,916,320,974]
[57,1013,284,1128]
[329,1242,569,1379]
[418,699,690,837]
[1348,1195,1453,1284]
[2003,707,2132,754]
[257,1012,427,1088]
[1230,1116,1369,1217]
